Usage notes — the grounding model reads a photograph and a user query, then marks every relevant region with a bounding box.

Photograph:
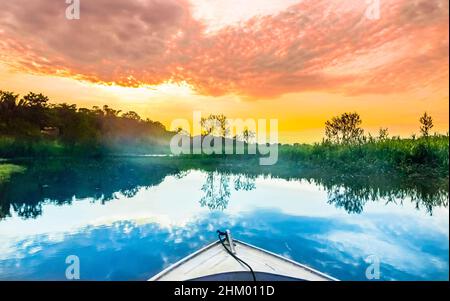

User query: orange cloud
[0,0,448,99]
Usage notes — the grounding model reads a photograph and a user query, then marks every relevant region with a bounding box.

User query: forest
[0,90,173,157]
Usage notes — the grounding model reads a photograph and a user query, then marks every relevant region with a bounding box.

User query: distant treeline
[277,112,449,175]
[0,90,174,157]
[177,112,449,176]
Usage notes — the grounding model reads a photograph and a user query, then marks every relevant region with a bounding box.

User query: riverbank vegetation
[1,90,448,178]
[281,112,448,176]
[0,90,173,157]
[0,163,26,182]
[180,112,449,177]
[278,134,449,176]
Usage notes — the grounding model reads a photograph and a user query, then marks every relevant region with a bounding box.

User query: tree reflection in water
[199,172,256,211]
[200,172,230,211]
[234,175,256,191]
[0,158,181,219]
[319,175,449,215]
[0,158,448,219]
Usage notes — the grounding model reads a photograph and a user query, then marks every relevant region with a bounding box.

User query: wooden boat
[149,231,337,281]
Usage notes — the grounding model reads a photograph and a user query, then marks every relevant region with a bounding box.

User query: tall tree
[325,112,364,144]
[200,114,229,137]
[378,128,389,141]
[419,112,433,137]
[0,91,19,119]
[22,92,49,108]
[241,128,255,143]
[122,111,141,121]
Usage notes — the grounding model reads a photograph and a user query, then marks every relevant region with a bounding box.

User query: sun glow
[94,81,195,99]
[146,81,196,97]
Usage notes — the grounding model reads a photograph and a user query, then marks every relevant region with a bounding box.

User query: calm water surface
[0,159,448,280]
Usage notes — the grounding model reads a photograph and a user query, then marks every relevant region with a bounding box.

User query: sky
[0,0,448,143]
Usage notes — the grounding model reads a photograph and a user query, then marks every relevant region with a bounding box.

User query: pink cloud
[0,0,448,98]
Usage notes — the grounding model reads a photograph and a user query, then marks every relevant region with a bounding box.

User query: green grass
[0,136,170,158]
[0,137,65,157]
[0,163,26,182]
[175,135,449,178]
[278,135,449,176]
[0,134,448,179]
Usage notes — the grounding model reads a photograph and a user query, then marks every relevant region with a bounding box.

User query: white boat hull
[149,240,337,281]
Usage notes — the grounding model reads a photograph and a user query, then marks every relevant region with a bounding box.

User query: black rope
[217,230,256,281]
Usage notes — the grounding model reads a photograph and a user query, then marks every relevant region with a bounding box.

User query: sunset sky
[0,0,448,143]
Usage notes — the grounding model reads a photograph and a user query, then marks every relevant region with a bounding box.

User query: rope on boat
[217,230,257,281]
